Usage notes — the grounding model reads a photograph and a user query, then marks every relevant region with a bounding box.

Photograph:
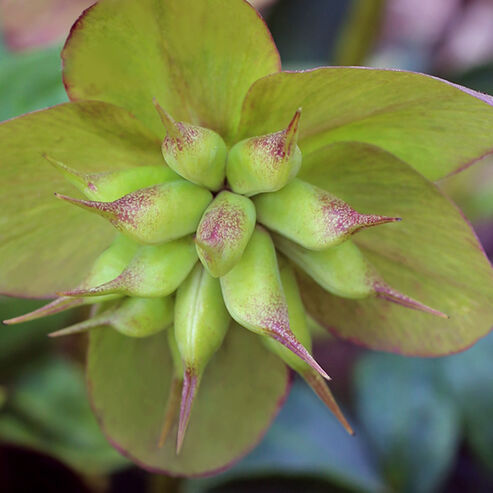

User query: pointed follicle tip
[152,98,180,139]
[303,371,354,435]
[374,282,449,319]
[285,108,302,146]
[275,332,331,381]
[176,370,200,455]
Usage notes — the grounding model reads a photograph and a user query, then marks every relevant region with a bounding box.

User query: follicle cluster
[6,100,446,453]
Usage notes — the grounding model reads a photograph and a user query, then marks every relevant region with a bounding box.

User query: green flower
[1,0,493,476]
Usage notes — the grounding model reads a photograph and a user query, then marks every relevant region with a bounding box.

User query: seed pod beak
[54,193,117,221]
[176,369,201,454]
[270,331,331,381]
[48,315,110,337]
[3,297,84,325]
[153,98,181,139]
[284,107,302,155]
[59,276,124,298]
[302,370,354,435]
[44,154,90,192]
[374,282,449,319]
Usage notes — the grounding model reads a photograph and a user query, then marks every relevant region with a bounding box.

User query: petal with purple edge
[0,101,163,298]
[237,67,493,180]
[87,322,289,476]
[62,0,281,142]
[297,141,493,356]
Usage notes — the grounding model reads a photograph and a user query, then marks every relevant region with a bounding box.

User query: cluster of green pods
[6,101,446,452]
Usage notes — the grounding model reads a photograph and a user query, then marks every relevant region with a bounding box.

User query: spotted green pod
[154,100,227,191]
[220,226,330,380]
[226,109,302,196]
[61,236,198,298]
[262,260,353,435]
[55,180,213,245]
[45,155,181,201]
[195,191,256,277]
[3,234,138,325]
[275,235,447,318]
[174,263,231,452]
[49,295,174,338]
[254,178,399,250]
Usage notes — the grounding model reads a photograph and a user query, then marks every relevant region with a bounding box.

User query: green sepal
[87,323,289,475]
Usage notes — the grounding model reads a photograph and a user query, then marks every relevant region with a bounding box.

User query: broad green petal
[237,68,493,180]
[0,101,163,297]
[62,0,280,142]
[87,323,289,476]
[297,142,493,356]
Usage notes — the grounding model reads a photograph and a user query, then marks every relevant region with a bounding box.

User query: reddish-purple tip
[270,330,331,382]
[176,369,201,454]
[3,297,84,325]
[55,193,117,220]
[284,108,302,154]
[59,276,123,298]
[302,370,354,435]
[374,282,449,319]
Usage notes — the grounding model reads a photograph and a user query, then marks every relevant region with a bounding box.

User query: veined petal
[62,0,281,142]
[297,142,493,356]
[87,322,289,476]
[237,67,493,180]
[0,101,163,298]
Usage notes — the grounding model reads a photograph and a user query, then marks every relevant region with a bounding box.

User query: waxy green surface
[0,101,163,297]
[196,191,256,277]
[175,264,230,373]
[69,236,198,298]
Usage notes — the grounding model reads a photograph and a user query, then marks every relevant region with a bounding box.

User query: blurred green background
[0,1,492,492]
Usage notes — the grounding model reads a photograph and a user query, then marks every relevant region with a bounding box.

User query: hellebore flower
[1,0,493,477]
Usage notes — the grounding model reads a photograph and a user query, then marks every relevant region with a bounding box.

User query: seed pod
[159,329,184,448]
[254,178,399,250]
[220,226,330,380]
[174,264,231,453]
[49,295,174,338]
[226,109,302,196]
[154,100,227,191]
[56,180,213,245]
[262,260,353,435]
[3,234,138,325]
[275,235,447,318]
[61,236,198,298]
[45,154,181,201]
[195,191,256,277]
